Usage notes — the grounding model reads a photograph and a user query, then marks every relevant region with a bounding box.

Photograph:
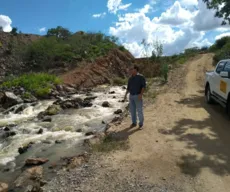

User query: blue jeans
[129,95,144,126]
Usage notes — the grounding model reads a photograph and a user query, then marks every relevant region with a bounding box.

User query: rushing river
[0,86,127,184]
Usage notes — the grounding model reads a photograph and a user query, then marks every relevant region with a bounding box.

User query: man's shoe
[139,125,144,130]
[129,123,137,128]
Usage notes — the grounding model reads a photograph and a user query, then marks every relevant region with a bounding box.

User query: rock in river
[25,158,49,166]
[1,92,23,109]
[46,104,61,116]
[102,101,110,108]
[114,109,123,115]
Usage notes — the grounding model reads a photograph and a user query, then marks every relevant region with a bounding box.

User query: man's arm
[138,76,146,100]
[124,79,130,101]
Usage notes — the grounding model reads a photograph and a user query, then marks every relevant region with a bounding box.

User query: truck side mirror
[220,71,230,78]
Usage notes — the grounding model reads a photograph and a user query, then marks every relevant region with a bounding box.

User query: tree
[150,39,163,62]
[47,26,72,39]
[11,27,18,35]
[0,26,3,32]
[203,0,230,25]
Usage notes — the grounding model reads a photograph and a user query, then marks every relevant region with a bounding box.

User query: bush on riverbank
[0,73,61,97]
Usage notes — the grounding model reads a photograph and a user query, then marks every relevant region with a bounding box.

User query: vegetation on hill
[21,26,127,70]
[209,36,230,64]
[0,73,61,97]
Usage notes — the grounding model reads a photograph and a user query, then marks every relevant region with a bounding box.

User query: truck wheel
[205,85,213,104]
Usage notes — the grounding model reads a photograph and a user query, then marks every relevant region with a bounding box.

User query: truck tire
[205,85,213,104]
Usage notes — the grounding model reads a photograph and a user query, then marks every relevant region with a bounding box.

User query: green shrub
[213,41,230,63]
[113,77,127,86]
[23,29,121,69]
[0,73,61,97]
[161,63,169,82]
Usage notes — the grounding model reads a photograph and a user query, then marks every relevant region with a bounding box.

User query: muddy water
[0,86,127,185]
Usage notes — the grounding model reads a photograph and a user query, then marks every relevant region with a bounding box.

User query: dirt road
[45,54,230,192]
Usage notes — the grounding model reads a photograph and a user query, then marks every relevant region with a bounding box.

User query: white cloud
[108,0,230,57]
[193,1,225,31]
[0,15,12,32]
[215,33,230,40]
[92,12,106,18]
[155,1,194,25]
[39,27,46,33]
[179,0,198,8]
[107,0,132,14]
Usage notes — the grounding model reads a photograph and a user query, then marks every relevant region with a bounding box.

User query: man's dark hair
[133,65,139,72]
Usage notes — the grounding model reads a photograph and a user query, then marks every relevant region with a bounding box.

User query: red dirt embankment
[61,49,134,88]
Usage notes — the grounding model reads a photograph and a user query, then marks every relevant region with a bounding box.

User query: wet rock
[85,131,95,136]
[102,120,106,124]
[63,86,76,94]
[25,158,49,166]
[0,92,4,103]
[55,140,62,144]
[102,101,110,108]
[82,100,93,107]
[37,112,45,120]
[113,96,116,99]
[15,104,27,114]
[76,129,82,133]
[56,84,63,91]
[42,116,52,122]
[122,86,127,90]
[46,104,61,116]
[5,131,16,138]
[109,91,115,94]
[18,142,33,154]
[37,128,43,134]
[0,182,8,192]
[22,94,38,103]
[42,140,52,144]
[84,96,97,101]
[14,166,43,188]
[86,93,93,97]
[3,127,10,131]
[114,109,122,115]
[61,101,74,109]
[1,92,23,109]
[111,116,121,123]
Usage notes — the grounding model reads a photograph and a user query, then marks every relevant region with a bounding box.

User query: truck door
[213,61,226,99]
[219,61,230,101]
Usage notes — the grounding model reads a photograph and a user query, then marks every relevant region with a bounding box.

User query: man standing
[124,65,146,130]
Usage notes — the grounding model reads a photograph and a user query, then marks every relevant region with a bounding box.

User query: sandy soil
[44,53,230,192]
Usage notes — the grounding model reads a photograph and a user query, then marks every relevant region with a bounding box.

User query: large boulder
[1,92,23,109]
[0,182,8,192]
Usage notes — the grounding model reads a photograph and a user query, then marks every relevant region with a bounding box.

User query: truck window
[223,62,230,72]
[216,62,225,74]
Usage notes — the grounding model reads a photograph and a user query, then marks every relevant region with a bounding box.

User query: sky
[0,0,230,57]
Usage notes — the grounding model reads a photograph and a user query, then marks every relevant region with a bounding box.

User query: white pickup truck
[205,59,230,117]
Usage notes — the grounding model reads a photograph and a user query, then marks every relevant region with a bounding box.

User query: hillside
[0,29,133,88]
[0,32,41,80]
